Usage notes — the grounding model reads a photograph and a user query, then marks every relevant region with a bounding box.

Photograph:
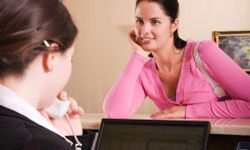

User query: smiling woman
[104,0,250,119]
[61,0,250,115]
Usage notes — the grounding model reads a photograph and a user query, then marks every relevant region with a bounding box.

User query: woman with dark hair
[0,0,94,149]
[104,0,250,119]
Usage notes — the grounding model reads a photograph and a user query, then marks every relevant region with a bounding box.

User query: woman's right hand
[40,92,84,136]
[129,30,150,58]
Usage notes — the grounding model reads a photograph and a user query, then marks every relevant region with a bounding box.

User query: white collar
[0,84,73,145]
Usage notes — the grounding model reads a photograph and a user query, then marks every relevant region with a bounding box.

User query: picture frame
[212,31,250,73]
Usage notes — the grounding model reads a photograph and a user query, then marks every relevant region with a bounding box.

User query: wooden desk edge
[81,113,250,136]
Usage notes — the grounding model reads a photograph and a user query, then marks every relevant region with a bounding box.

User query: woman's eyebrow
[135,16,162,20]
[151,17,162,20]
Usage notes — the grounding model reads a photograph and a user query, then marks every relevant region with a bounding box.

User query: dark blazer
[0,106,95,150]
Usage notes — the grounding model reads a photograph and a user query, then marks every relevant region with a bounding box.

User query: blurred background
[63,0,250,114]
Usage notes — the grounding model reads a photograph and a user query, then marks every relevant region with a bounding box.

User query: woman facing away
[104,0,250,119]
[0,0,94,149]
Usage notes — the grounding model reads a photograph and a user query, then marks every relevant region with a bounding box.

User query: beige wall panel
[63,0,250,114]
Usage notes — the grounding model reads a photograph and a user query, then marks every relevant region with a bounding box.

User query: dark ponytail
[174,30,187,49]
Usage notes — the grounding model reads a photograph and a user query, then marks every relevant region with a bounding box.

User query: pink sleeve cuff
[186,103,213,118]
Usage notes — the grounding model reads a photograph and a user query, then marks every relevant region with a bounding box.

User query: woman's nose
[140,23,150,35]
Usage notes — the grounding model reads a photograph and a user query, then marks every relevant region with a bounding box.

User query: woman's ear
[43,43,59,72]
[171,18,179,34]
[43,53,55,72]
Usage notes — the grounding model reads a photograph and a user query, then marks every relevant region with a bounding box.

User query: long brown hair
[0,0,78,77]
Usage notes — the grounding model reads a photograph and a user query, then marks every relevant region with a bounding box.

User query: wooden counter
[81,113,250,136]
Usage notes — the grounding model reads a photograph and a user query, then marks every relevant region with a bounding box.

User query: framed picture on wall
[212,31,250,73]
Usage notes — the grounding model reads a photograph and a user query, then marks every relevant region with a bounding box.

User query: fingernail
[59,91,67,100]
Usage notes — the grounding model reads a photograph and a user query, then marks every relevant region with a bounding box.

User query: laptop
[94,119,210,150]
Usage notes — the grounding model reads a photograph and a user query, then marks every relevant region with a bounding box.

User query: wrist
[135,49,150,59]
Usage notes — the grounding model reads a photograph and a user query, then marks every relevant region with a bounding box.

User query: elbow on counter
[103,100,133,119]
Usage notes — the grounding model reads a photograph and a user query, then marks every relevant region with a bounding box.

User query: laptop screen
[95,119,210,150]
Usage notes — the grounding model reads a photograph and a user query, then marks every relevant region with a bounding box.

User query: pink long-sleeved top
[104,40,250,118]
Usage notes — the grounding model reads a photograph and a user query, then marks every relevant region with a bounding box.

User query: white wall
[179,0,250,40]
[63,0,250,114]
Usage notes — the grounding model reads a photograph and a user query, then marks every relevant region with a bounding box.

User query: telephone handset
[45,97,83,149]
[46,98,70,118]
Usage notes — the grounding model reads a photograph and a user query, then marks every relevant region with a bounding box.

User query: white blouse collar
[0,84,73,145]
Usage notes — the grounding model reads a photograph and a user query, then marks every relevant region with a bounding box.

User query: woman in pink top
[104,0,250,119]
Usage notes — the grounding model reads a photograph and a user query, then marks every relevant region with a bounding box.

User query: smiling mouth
[140,37,154,44]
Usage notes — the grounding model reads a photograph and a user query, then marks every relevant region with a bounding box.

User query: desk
[81,113,250,136]
[81,113,250,150]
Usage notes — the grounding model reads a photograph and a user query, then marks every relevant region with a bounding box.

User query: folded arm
[187,41,250,118]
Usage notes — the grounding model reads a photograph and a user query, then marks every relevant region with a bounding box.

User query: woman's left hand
[40,91,84,136]
[151,105,186,119]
